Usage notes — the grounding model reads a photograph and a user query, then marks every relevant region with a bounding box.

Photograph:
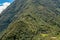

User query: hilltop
[0,0,60,40]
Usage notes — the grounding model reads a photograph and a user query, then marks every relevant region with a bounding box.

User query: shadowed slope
[0,0,60,40]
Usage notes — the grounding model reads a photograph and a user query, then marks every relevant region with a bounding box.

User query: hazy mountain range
[0,0,60,40]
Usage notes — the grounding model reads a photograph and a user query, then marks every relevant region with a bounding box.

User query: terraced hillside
[0,0,60,40]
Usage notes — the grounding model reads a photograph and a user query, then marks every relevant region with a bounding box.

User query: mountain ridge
[0,0,60,40]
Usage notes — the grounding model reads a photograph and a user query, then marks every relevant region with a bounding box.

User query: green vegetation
[0,0,60,40]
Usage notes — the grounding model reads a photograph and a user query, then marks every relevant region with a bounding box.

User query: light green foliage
[0,0,60,40]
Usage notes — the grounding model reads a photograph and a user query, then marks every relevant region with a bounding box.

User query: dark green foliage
[0,0,60,40]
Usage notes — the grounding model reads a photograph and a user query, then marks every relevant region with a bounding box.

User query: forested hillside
[0,0,60,40]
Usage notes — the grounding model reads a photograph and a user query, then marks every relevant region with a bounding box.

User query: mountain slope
[0,0,30,31]
[0,0,60,40]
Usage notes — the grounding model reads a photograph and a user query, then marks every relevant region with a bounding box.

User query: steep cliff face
[0,0,60,40]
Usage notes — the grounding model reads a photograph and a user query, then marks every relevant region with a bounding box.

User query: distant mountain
[0,0,60,40]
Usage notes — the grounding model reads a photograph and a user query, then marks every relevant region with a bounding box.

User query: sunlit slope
[0,0,60,40]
